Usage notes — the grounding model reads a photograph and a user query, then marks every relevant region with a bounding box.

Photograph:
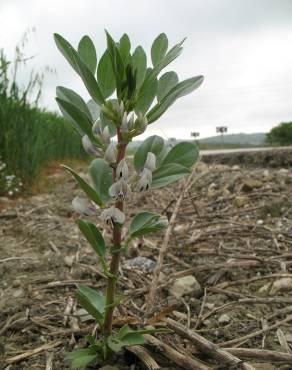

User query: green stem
[104,129,126,339]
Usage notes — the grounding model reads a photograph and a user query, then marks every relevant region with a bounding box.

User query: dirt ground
[1,154,292,370]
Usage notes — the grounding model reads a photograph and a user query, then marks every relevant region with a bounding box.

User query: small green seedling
[54,30,203,368]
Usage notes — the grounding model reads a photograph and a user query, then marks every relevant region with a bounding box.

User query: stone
[12,287,25,298]
[241,178,263,192]
[278,168,288,175]
[12,279,21,287]
[256,219,264,225]
[218,314,231,324]
[75,308,94,323]
[233,196,249,208]
[207,183,217,199]
[231,165,240,171]
[124,256,156,272]
[169,275,202,299]
[0,197,10,205]
[64,255,75,267]
[259,278,292,295]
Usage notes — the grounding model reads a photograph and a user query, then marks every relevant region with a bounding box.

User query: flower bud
[100,206,125,227]
[92,119,102,138]
[120,112,129,133]
[72,196,96,216]
[109,178,129,199]
[135,112,148,134]
[82,135,102,157]
[104,143,116,163]
[101,126,111,144]
[116,158,129,181]
[118,100,124,117]
[144,152,156,172]
[128,113,135,131]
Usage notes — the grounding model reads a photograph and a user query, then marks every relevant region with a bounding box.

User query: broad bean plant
[54,31,203,368]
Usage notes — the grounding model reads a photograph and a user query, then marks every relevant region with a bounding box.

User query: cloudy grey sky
[1,0,292,139]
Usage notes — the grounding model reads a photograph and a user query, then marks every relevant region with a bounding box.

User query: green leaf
[161,141,199,168]
[72,52,105,105]
[151,33,168,67]
[151,163,190,189]
[166,75,204,100]
[76,220,105,259]
[133,135,164,172]
[89,158,113,205]
[78,35,97,74]
[106,336,124,353]
[135,73,158,114]
[62,165,104,207]
[105,30,124,96]
[97,50,116,98]
[87,99,100,121]
[119,33,131,60]
[118,325,170,346]
[56,86,91,119]
[132,46,147,89]
[129,212,167,238]
[66,348,97,369]
[76,284,105,325]
[147,75,204,123]
[146,38,185,87]
[54,33,78,74]
[157,71,178,102]
[56,98,93,138]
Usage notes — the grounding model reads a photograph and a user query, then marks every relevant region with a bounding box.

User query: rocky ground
[0,156,292,370]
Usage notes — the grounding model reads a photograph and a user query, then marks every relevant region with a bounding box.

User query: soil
[0,157,292,370]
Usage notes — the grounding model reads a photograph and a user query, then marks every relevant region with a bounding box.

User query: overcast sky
[1,0,292,139]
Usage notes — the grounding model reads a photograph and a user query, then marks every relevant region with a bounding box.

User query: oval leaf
[151,163,190,189]
[97,50,116,98]
[89,158,113,205]
[119,33,131,60]
[72,52,105,105]
[62,165,103,207]
[87,99,100,121]
[56,98,93,138]
[76,219,105,259]
[54,33,79,73]
[76,284,105,324]
[135,74,158,114]
[157,71,178,102]
[56,86,91,119]
[134,135,164,172]
[151,33,168,67]
[132,46,147,89]
[129,212,167,238]
[78,35,97,74]
[161,141,199,168]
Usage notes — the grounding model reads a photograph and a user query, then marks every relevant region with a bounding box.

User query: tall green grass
[0,49,87,183]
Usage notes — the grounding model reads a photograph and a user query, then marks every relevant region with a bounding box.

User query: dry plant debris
[0,158,291,369]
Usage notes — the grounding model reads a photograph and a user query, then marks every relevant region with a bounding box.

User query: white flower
[135,112,148,134]
[100,207,125,226]
[104,143,116,163]
[135,168,152,192]
[109,178,129,199]
[144,152,156,172]
[92,120,111,144]
[72,196,96,216]
[8,190,13,196]
[116,159,129,181]
[82,135,102,157]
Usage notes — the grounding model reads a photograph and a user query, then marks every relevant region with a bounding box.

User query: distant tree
[266,122,292,146]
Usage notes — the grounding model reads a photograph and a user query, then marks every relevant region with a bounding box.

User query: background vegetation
[0,48,87,195]
[266,122,292,146]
